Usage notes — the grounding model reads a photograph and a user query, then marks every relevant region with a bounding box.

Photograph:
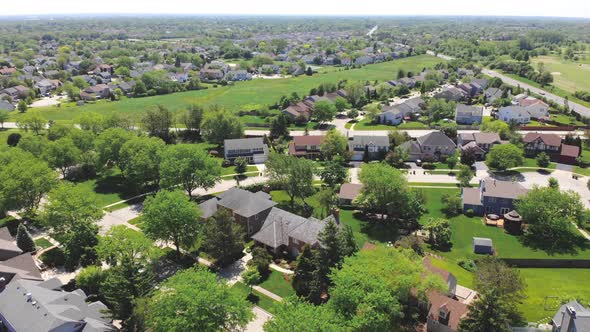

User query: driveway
[98,204,143,235]
[243,307,272,332]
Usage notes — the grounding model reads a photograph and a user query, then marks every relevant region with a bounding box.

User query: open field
[532,55,590,94]
[9,55,443,122]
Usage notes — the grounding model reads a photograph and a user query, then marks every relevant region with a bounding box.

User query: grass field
[10,55,443,122]
[353,118,429,130]
[532,55,590,94]
[73,168,138,207]
[258,270,295,298]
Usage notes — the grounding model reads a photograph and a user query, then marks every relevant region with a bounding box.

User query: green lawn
[258,270,295,298]
[0,128,21,147]
[232,282,279,314]
[353,117,428,130]
[430,257,475,289]
[220,165,258,176]
[14,55,443,123]
[521,157,557,169]
[73,168,138,207]
[34,237,53,249]
[419,188,460,223]
[532,56,590,95]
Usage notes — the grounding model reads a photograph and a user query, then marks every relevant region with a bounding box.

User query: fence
[501,258,590,268]
[518,125,576,131]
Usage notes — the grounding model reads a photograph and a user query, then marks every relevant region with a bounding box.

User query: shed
[473,237,494,255]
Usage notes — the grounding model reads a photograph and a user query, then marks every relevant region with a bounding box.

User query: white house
[497,106,530,124]
[224,137,269,164]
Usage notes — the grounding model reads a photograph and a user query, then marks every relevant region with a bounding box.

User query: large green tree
[264,298,345,332]
[119,136,165,190]
[201,210,245,266]
[43,138,81,178]
[321,129,349,161]
[201,108,244,145]
[146,268,252,332]
[458,290,512,332]
[142,190,201,257]
[141,105,173,142]
[486,143,523,171]
[265,153,315,209]
[313,100,337,124]
[160,144,221,197]
[95,128,135,169]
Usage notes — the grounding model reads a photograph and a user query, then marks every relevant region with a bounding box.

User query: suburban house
[458,78,487,97]
[522,133,561,156]
[1,85,30,100]
[559,144,580,165]
[378,106,403,125]
[288,135,324,159]
[348,135,390,161]
[552,300,590,332]
[461,178,528,216]
[514,96,549,119]
[225,70,252,81]
[497,106,531,124]
[338,183,363,205]
[455,104,483,125]
[0,228,43,284]
[458,132,502,152]
[252,209,335,257]
[0,100,14,111]
[199,188,334,256]
[0,278,113,332]
[399,131,457,162]
[484,87,503,104]
[83,84,110,99]
[282,101,312,121]
[379,97,426,125]
[434,86,466,102]
[223,137,269,164]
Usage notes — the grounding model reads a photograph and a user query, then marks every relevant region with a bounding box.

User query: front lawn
[258,270,295,298]
[232,282,279,314]
[521,157,556,169]
[353,118,428,130]
[34,238,53,249]
[73,168,138,207]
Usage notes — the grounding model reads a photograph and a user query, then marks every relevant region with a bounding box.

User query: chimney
[26,292,32,302]
[0,277,5,290]
[331,208,340,224]
[568,306,577,319]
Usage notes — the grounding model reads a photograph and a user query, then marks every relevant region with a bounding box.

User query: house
[288,136,324,159]
[461,178,528,216]
[252,209,335,257]
[0,100,14,111]
[348,135,390,161]
[282,102,312,121]
[83,84,110,99]
[457,132,501,153]
[497,106,530,124]
[399,131,456,162]
[434,86,466,102]
[223,137,268,164]
[559,144,580,165]
[338,183,362,205]
[199,188,277,235]
[1,86,30,100]
[455,104,483,125]
[552,300,590,332]
[0,67,17,76]
[473,237,494,254]
[522,133,561,156]
[378,106,403,125]
[426,291,469,332]
[515,96,549,119]
[35,79,61,96]
[484,87,503,104]
[0,228,43,284]
[0,278,113,332]
[199,69,225,81]
[225,70,252,81]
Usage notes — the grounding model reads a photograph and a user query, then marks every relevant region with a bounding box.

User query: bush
[422,163,436,170]
[76,265,105,296]
[457,258,478,272]
[465,208,474,217]
[248,247,272,275]
[40,247,66,268]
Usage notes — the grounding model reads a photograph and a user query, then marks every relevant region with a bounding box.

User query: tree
[318,218,344,269]
[16,223,36,252]
[427,99,456,121]
[160,144,221,197]
[486,144,523,171]
[320,159,348,187]
[313,100,337,124]
[329,246,445,331]
[339,225,359,257]
[146,268,252,332]
[119,136,165,190]
[536,152,550,168]
[95,128,135,169]
[264,298,344,332]
[17,134,48,158]
[248,246,272,275]
[16,110,47,135]
[17,99,28,113]
[357,163,425,220]
[141,105,173,142]
[43,138,81,178]
[548,177,559,189]
[363,103,381,122]
[457,164,474,187]
[317,188,336,218]
[142,190,202,258]
[201,108,244,145]
[0,110,8,128]
[424,218,452,249]
[6,133,21,146]
[441,193,462,216]
[446,151,459,170]
[458,290,512,332]
[97,225,156,268]
[76,266,105,297]
[101,264,154,322]
[460,147,477,166]
[516,186,586,254]
[41,183,103,270]
[265,153,315,209]
[242,268,262,294]
[292,245,319,299]
[233,157,247,186]
[475,256,526,314]
[177,104,204,134]
[201,210,245,266]
[334,97,350,113]
[0,149,57,214]
[481,120,511,140]
[321,129,348,160]
[269,114,290,139]
[77,112,105,134]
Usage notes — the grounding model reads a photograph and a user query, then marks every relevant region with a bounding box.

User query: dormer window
[439,309,448,320]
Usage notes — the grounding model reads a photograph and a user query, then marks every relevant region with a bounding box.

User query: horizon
[2,0,590,19]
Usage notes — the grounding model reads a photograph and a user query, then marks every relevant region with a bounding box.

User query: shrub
[40,247,66,268]
[16,223,36,253]
[465,208,474,217]
[457,258,478,272]
[422,163,436,170]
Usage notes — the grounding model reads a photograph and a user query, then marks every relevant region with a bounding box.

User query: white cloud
[2,0,590,18]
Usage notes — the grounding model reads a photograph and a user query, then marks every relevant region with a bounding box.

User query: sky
[2,0,590,18]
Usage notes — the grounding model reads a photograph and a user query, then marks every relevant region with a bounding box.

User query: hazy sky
[2,0,590,18]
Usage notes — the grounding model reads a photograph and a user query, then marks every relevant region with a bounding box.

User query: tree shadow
[352,211,401,243]
[519,232,590,256]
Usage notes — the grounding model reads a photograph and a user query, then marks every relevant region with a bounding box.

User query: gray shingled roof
[224,137,266,151]
[456,104,483,117]
[199,197,220,219]
[351,135,389,147]
[416,131,456,149]
[251,207,309,249]
[399,140,422,155]
[473,237,493,247]
[552,301,590,331]
[216,187,276,218]
[0,252,43,283]
[0,278,113,332]
[481,178,528,200]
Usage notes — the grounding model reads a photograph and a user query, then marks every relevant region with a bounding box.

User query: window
[439,309,448,319]
[500,208,510,215]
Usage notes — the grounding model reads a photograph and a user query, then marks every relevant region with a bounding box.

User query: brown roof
[560,144,580,158]
[338,183,362,201]
[462,187,482,206]
[473,132,501,145]
[522,133,561,147]
[293,135,325,146]
[519,98,548,108]
[427,291,469,331]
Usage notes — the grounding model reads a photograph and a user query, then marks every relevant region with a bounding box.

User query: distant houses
[455,104,483,125]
